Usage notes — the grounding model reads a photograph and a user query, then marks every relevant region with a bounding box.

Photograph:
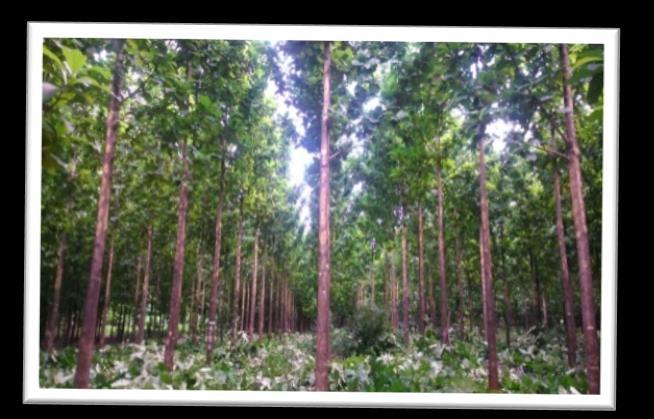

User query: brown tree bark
[190,244,203,344]
[98,237,115,347]
[315,41,332,392]
[455,234,466,340]
[163,139,191,371]
[390,249,399,331]
[479,135,500,391]
[554,171,578,367]
[426,258,436,327]
[45,233,66,354]
[73,40,125,388]
[240,278,247,332]
[136,225,153,344]
[560,44,599,393]
[436,151,450,344]
[131,255,142,341]
[416,205,426,334]
[231,195,245,339]
[479,228,487,339]
[258,245,266,335]
[268,264,274,334]
[401,223,410,343]
[248,226,260,337]
[206,138,226,361]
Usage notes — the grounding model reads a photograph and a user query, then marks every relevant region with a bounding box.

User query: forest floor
[40,327,588,393]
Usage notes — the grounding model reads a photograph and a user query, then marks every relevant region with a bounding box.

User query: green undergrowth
[40,326,588,393]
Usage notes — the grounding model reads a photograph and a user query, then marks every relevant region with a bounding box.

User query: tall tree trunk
[45,233,66,354]
[479,228,487,339]
[281,278,287,332]
[268,265,274,334]
[274,273,281,332]
[98,237,114,347]
[279,277,284,333]
[426,257,435,327]
[560,44,599,393]
[258,246,266,335]
[136,225,153,344]
[436,153,450,344]
[390,249,399,331]
[497,224,513,348]
[74,40,125,388]
[240,278,247,332]
[541,291,549,329]
[190,244,202,344]
[554,171,578,367]
[199,265,206,335]
[206,139,226,360]
[384,252,390,313]
[131,256,142,341]
[163,139,191,371]
[455,234,466,340]
[416,205,426,334]
[315,41,332,392]
[369,257,375,306]
[231,195,245,339]
[248,227,260,337]
[401,223,410,343]
[479,136,500,392]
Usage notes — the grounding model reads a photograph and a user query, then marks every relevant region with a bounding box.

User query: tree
[435,135,450,344]
[206,136,226,361]
[98,237,115,347]
[45,233,66,354]
[135,224,153,344]
[560,43,600,394]
[73,39,125,388]
[315,41,332,392]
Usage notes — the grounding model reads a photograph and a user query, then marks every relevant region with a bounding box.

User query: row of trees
[294,41,602,392]
[40,38,603,393]
[41,39,309,388]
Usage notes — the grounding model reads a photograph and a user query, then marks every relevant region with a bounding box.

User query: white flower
[259,377,272,390]
[430,360,443,377]
[377,353,394,365]
[111,378,134,388]
[509,365,524,380]
[53,370,74,385]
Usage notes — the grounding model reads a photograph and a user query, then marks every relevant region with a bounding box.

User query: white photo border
[24,23,619,409]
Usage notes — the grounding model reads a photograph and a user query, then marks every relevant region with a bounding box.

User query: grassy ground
[40,326,588,393]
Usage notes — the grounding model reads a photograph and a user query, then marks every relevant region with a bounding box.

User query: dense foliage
[39,37,603,393]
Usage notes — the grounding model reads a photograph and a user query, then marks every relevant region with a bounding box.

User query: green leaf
[62,47,87,76]
[43,46,64,72]
[43,46,67,84]
[573,49,603,70]
[198,94,213,110]
[572,56,602,73]
[587,72,603,105]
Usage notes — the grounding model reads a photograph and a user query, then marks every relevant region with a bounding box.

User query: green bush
[350,304,392,355]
